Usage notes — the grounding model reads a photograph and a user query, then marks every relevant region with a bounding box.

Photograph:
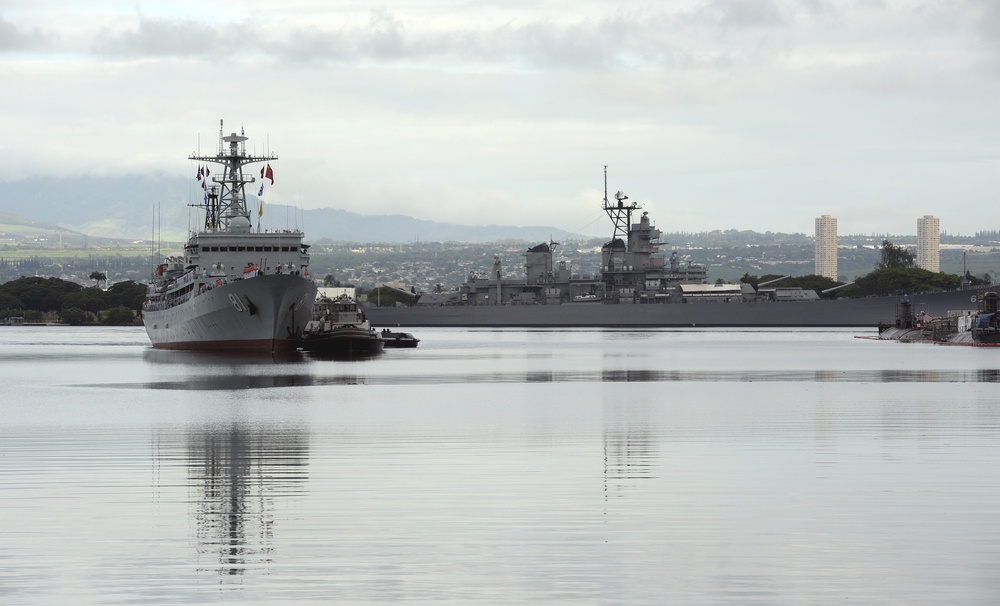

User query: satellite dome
[229,216,252,232]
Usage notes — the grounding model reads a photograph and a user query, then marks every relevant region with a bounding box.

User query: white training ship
[143,121,317,351]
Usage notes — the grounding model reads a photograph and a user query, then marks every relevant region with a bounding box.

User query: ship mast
[190,119,276,233]
[602,165,638,242]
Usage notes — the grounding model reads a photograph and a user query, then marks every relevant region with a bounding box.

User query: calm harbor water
[1,326,998,604]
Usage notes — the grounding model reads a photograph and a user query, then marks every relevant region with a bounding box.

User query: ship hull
[877,327,930,341]
[868,327,1000,347]
[300,327,385,357]
[972,329,1000,344]
[381,331,420,348]
[366,289,982,328]
[143,275,317,351]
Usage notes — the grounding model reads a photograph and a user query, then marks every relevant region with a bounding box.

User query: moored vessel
[971,291,1000,344]
[868,291,1000,346]
[365,169,980,329]
[143,122,316,351]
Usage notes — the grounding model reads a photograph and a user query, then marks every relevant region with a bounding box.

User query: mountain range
[0,175,583,244]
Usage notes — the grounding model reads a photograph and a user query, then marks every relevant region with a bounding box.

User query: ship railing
[174,270,196,289]
[931,317,959,340]
[143,297,167,311]
[173,290,193,306]
[144,286,196,311]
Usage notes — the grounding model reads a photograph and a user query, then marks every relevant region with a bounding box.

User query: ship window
[255,246,263,252]
[290,246,297,252]
[281,246,289,252]
[237,246,246,252]
[263,246,272,252]
[229,246,237,252]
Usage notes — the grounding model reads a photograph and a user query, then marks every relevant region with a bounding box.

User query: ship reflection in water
[183,425,308,580]
[3,327,1000,603]
[138,347,1000,390]
[603,402,658,499]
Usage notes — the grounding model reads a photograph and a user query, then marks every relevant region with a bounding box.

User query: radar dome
[229,216,252,232]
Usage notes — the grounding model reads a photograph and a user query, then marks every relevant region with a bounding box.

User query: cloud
[263,12,658,69]
[91,18,229,58]
[0,16,49,52]
[3,1,1000,236]
[707,0,787,28]
[2,8,788,71]
[4,1,997,78]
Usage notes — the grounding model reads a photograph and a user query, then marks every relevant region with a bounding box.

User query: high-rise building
[814,215,838,280]
[917,215,940,273]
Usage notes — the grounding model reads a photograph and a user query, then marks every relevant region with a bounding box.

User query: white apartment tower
[814,215,838,280]
[917,215,940,273]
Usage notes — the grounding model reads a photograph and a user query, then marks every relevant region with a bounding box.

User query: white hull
[143,274,317,351]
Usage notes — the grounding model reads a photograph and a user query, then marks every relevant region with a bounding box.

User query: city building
[814,215,838,280]
[917,215,940,273]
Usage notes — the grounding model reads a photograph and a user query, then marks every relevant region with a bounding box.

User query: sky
[2,0,1000,237]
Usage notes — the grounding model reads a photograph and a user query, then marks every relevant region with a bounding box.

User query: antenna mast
[601,166,638,241]
[603,165,608,206]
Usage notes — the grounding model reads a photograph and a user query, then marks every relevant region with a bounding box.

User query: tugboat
[300,294,385,357]
[142,121,316,351]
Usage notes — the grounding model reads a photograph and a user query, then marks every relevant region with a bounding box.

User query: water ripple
[85,368,1000,390]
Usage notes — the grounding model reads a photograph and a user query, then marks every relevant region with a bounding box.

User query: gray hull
[143,275,317,351]
[367,289,982,328]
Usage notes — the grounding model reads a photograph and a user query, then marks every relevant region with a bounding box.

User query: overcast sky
[2,0,999,236]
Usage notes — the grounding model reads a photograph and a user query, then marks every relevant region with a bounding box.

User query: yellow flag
[258,200,263,217]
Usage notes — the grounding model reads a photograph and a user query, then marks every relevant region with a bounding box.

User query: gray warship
[366,170,979,328]
[143,122,316,351]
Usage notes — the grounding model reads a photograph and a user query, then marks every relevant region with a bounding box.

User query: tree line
[741,240,991,298]
[0,276,147,325]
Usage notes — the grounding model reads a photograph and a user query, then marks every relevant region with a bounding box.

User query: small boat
[300,294,384,357]
[380,329,420,348]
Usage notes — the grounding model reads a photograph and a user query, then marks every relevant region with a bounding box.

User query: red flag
[260,165,265,178]
[265,164,274,184]
[201,179,207,190]
[196,166,202,181]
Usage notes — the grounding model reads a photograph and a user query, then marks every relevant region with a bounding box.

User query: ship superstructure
[142,121,316,351]
[448,168,708,306]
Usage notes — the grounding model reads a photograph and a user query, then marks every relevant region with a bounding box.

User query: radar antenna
[602,165,639,241]
[190,119,276,233]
